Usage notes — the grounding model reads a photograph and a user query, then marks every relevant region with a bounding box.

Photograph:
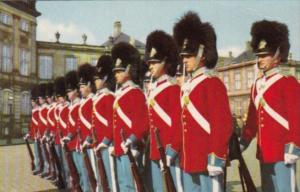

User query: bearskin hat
[173,11,218,69]
[111,42,142,84]
[78,63,95,86]
[30,84,39,101]
[65,70,79,92]
[46,82,54,98]
[38,83,47,98]
[145,30,179,76]
[54,76,66,97]
[250,20,290,62]
[94,55,113,81]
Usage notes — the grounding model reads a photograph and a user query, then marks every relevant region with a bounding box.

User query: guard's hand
[23,133,30,140]
[81,140,91,150]
[94,142,108,152]
[60,137,70,146]
[131,149,140,158]
[108,146,115,156]
[207,165,223,176]
[121,141,129,153]
[284,153,299,165]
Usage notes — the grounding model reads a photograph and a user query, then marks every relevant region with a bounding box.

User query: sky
[36,0,300,60]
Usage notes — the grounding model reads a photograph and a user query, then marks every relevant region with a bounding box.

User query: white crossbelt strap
[59,108,67,129]
[149,81,172,99]
[32,116,38,126]
[47,108,55,127]
[182,75,211,134]
[95,110,108,127]
[39,109,48,126]
[263,101,289,130]
[254,74,283,108]
[116,106,132,128]
[79,101,92,129]
[150,99,172,127]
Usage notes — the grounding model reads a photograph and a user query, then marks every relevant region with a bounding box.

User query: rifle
[79,130,97,192]
[229,133,257,192]
[120,129,145,192]
[154,128,176,192]
[92,127,110,192]
[36,138,44,172]
[24,138,35,171]
[58,128,82,191]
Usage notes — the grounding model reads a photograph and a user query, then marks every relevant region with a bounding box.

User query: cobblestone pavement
[0,140,299,192]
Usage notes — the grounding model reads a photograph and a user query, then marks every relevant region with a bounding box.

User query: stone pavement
[0,140,299,192]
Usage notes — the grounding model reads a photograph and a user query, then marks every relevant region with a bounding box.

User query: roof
[232,49,256,64]
[101,32,145,49]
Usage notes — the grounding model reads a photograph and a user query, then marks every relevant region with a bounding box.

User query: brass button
[261,124,264,127]
[184,129,187,132]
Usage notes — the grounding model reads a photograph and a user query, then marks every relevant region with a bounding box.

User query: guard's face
[114,71,128,84]
[149,61,165,78]
[31,100,37,107]
[182,55,197,73]
[38,97,45,105]
[57,96,64,103]
[94,79,104,90]
[67,89,77,101]
[46,97,52,104]
[176,75,184,87]
[257,54,280,71]
[80,85,91,98]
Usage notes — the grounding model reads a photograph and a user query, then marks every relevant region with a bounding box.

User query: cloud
[218,46,244,58]
[36,18,97,45]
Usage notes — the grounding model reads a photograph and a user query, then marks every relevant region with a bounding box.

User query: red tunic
[38,104,49,137]
[29,108,39,139]
[242,69,300,163]
[67,98,81,151]
[148,75,182,160]
[58,103,70,139]
[113,81,149,157]
[47,102,57,136]
[78,94,93,142]
[92,88,115,145]
[181,68,232,173]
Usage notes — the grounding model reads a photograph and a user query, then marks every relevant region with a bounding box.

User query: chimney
[55,31,60,43]
[228,51,233,58]
[113,21,122,38]
[289,52,292,61]
[82,33,87,45]
[246,41,251,51]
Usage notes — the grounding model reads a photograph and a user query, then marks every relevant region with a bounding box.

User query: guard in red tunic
[111,42,149,191]
[25,84,43,175]
[145,30,183,191]
[38,83,51,178]
[240,20,300,192]
[78,63,96,192]
[173,11,232,191]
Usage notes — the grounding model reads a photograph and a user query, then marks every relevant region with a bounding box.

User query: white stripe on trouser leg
[212,176,220,192]
[291,164,296,192]
[175,165,183,192]
[89,149,98,180]
[109,147,117,192]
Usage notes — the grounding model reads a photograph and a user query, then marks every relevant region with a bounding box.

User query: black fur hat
[145,30,179,76]
[173,11,218,69]
[65,70,79,92]
[46,82,54,98]
[94,55,113,81]
[31,84,39,101]
[38,83,47,98]
[250,20,290,62]
[54,76,66,97]
[78,63,95,86]
[112,42,141,84]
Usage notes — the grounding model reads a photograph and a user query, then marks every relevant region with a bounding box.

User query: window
[20,48,30,76]
[0,44,12,72]
[21,91,31,115]
[20,19,29,32]
[234,72,241,90]
[246,71,254,88]
[91,58,98,66]
[39,55,53,79]
[65,57,77,73]
[0,12,12,25]
[2,89,13,115]
[223,73,229,91]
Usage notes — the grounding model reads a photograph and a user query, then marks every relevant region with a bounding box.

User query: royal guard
[173,11,232,191]
[92,55,116,191]
[61,70,88,191]
[53,76,70,187]
[240,20,300,192]
[111,42,149,191]
[25,84,43,175]
[45,82,57,181]
[77,63,96,192]
[38,83,51,178]
[145,30,183,191]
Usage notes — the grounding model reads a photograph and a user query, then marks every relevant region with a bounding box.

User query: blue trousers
[41,143,49,174]
[33,141,41,171]
[260,161,298,192]
[182,171,223,192]
[72,151,90,192]
[55,144,70,186]
[150,159,183,192]
[115,155,136,192]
